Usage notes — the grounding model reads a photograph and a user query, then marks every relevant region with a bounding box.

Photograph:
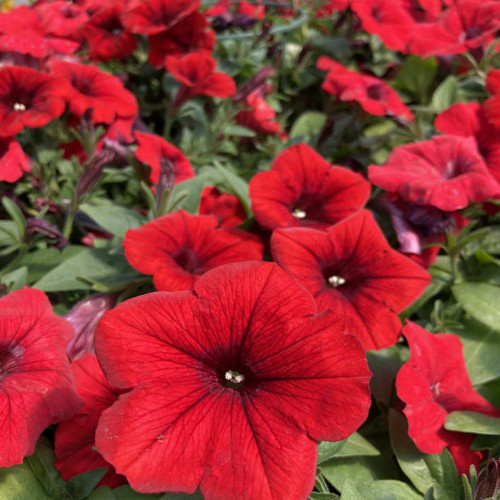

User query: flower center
[0,343,24,378]
[13,102,26,111]
[430,381,441,398]
[223,369,247,390]
[292,208,307,219]
[328,275,346,288]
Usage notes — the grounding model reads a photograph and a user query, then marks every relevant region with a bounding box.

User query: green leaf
[445,411,500,435]
[67,468,107,500]
[452,282,500,332]
[169,175,211,214]
[87,487,116,500]
[432,76,459,112]
[389,410,460,500]
[221,124,256,138]
[159,491,204,499]
[336,433,381,458]
[340,480,365,500]
[396,56,438,102]
[81,204,145,240]
[1,196,26,240]
[0,220,19,247]
[1,266,28,291]
[318,440,347,464]
[290,112,327,143]
[356,480,423,500]
[113,485,163,499]
[212,163,251,214]
[33,247,141,292]
[458,318,500,386]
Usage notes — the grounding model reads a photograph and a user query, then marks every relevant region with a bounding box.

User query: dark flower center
[71,76,95,97]
[0,342,24,378]
[292,207,307,220]
[371,6,382,22]
[173,248,204,275]
[442,156,473,179]
[60,6,80,18]
[366,83,385,101]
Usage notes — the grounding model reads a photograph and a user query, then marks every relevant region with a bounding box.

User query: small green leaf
[81,204,145,240]
[212,163,251,214]
[1,266,28,291]
[113,485,162,499]
[1,196,26,241]
[67,468,107,500]
[221,124,256,137]
[396,56,438,102]
[452,282,500,332]
[445,411,500,435]
[318,440,347,464]
[432,76,459,112]
[34,247,141,292]
[290,111,327,143]
[340,480,365,499]
[356,480,423,500]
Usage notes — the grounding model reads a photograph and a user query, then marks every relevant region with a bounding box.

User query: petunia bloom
[408,0,500,57]
[81,1,137,62]
[317,57,414,121]
[435,102,500,184]
[396,321,500,474]
[48,60,138,125]
[0,288,81,467]
[94,261,372,500]
[271,210,430,350]
[0,136,30,182]
[350,0,415,52]
[199,186,247,228]
[121,0,199,35]
[123,210,263,291]
[236,87,283,136]
[36,1,89,40]
[249,143,371,230]
[484,70,500,131]
[55,354,126,489]
[148,12,215,69]
[0,66,70,137]
[0,6,79,58]
[165,52,236,107]
[134,131,194,185]
[368,135,500,211]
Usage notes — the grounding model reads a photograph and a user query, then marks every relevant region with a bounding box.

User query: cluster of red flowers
[1,0,500,499]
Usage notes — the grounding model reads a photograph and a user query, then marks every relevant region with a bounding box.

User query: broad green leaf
[221,124,256,138]
[87,487,116,500]
[1,266,28,291]
[67,468,107,500]
[169,175,212,215]
[318,440,346,464]
[458,318,500,386]
[213,163,251,214]
[389,410,460,500]
[432,76,459,112]
[310,493,339,500]
[356,480,423,500]
[113,485,162,499]
[81,204,145,240]
[340,480,364,500]
[159,491,204,499]
[34,247,141,292]
[290,111,327,143]
[396,56,438,102]
[0,220,18,247]
[335,433,380,458]
[445,411,500,435]
[452,282,500,332]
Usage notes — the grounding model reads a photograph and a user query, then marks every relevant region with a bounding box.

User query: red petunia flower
[199,186,247,228]
[236,88,283,135]
[317,57,414,121]
[436,102,500,184]
[0,66,70,137]
[396,321,500,474]
[165,52,236,107]
[0,288,81,467]
[81,1,137,62]
[408,0,500,57]
[148,12,215,69]
[400,0,443,23]
[123,210,263,291]
[0,6,80,58]
[36,1,89,40]
[0,137,30,182]
[271,210,430,350]
[368,135,500,211]
[134,131,194,185]
[350,0,415,51]
[484,70,500,131]
[48,60,138,125]
[122,0,199,35]
[249,143,371,230]
[55,354,126,489]
[94,261,372,499]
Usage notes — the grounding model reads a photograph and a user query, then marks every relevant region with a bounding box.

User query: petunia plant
[1,0,500,499]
